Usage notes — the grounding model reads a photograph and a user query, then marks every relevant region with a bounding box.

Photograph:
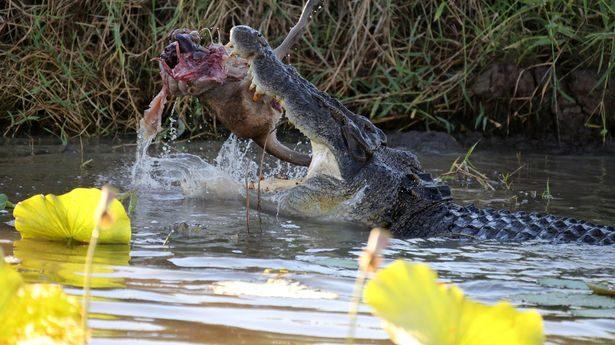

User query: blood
[159,43,228,84]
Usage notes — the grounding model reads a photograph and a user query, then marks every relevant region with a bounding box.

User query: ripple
[1,145,614,344]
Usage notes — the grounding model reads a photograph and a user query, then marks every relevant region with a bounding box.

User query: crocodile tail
[446,204,615,245]
[255,133,312,167]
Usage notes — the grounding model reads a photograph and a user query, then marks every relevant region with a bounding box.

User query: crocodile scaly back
[447,204,615,245]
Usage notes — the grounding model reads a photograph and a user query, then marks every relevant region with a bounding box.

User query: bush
[1,0,613,140]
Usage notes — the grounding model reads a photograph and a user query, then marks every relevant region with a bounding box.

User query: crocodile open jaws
[229,25,615,245]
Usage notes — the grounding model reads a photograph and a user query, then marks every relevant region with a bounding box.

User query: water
[0,138,614,344]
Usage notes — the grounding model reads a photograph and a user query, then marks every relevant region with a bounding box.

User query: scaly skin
[229,25,615,245]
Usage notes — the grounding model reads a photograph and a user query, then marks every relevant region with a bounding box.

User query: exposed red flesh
[143,44,228,139]
[160,43,228,83]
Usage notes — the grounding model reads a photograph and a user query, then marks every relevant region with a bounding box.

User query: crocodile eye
[257,33,263,37]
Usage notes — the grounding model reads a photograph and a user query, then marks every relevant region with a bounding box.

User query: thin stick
[274,0,320,59]
[347,269,368,344]
[162,227,175,246]
[346,228,390,344]
[256,133,271,231]
[82,186,116,342]
[79,135,84,167]
[244,165,250,233]
[81,226,99,338]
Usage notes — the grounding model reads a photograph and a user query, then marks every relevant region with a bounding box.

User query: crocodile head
[229,26,453,232]
[230,25,387,181]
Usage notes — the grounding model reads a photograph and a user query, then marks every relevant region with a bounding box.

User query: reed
[1,0,613,140]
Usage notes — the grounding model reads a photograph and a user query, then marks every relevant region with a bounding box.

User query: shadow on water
[0,137,613,344]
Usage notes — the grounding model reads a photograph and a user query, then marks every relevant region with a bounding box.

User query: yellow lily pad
[364,260,544,345]
[13,188,131,244]
[0,253,23,314]
[14,239,129,289]
[0,255,86,344]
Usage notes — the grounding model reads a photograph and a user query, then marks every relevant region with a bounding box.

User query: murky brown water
[0,138,614,344]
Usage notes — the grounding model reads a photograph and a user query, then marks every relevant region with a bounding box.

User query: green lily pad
[517,292,615,309]
[0,194,7,211]
[571,308,615,318]
[537,278,587,290]
[586,282,615,297]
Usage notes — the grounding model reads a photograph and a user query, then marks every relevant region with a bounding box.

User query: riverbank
[1,1,613,141]
[388,131,615,155]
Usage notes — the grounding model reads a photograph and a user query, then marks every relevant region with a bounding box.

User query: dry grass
[440,141,496,191]
[1,0,613,140]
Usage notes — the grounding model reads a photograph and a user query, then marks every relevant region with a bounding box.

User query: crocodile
[158,0,320,167]
[228,25,615,245]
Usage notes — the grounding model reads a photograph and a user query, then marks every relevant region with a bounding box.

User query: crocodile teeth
[252,91,263,102]
[252,85,265,102]
[249,82,256,91]
[226,42,235,56]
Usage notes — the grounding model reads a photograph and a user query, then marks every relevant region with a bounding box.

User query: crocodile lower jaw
[229,46,342,181]
[244,69,341,181]
[249,178,303,192]
[307,141,342,180]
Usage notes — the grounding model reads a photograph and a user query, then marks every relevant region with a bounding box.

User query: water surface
[0,138,613,344]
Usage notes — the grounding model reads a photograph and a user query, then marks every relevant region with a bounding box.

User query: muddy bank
[469,62,614,142]
[387,130,615,155]
[456,132,615,155]
[387,62,615,155]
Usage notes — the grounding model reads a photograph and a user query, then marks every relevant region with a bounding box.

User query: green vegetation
[499,164,525,190]
[541,177,554,200]
[441,141,496,190]
[0,193,14,210]
[1,1,613,140]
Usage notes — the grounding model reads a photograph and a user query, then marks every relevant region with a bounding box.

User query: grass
[1,0,613,140]
[542,177,554,200]
[499,164,525,190]
[441,141,496,191]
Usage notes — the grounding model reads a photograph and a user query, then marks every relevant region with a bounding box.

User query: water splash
[214,134,260,182]
[130,124,156,186]
[130,130,307,201]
